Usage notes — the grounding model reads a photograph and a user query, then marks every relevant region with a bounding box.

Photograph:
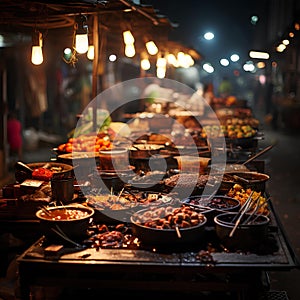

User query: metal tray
[18,200,299,270]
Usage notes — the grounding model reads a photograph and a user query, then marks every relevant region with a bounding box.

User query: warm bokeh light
[185,54,194,67]
[31,46,43,65]
[123,30,134,44]
[87,45,94,60]
[177,51,188,67]
[156,57,167,68]
[276,44,286,52]
[141,58,151,70]
[145,41,158,55]
[282,39,290,45]
[156,67,166,78]
[249,51,270,59]
[75,33,89,54]
[256,61,265,69]
[109,54,117,62]
[166,53,178,67]
[125,43,135,57]
[259,74,266,85]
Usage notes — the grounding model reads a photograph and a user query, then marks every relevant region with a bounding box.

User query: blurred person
[218,76,233,98]
[264,75,274,116]
[203,82,215,106]
[7,111,23,162]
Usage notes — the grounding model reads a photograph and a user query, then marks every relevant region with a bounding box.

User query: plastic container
[174,155,210,174]
[99,148,129,171]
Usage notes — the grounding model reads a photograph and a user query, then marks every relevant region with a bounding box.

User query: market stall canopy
[0,0,201,59]
[0,0,175,46]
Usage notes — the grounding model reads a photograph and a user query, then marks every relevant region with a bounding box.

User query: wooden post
[92,14,99,132]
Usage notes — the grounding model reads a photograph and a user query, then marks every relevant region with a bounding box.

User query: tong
[51,225,83,248]
[229,191,254,237]
[246,197,271,225]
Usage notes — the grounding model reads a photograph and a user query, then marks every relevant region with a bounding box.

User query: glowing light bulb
[87,45,94,60]
[166,53,177,66]
[141,58,151,70]
[125,44,135,57]
[75,33,89,54]
[156,66,166,78]
[146,41,158,55]
[31,46,43,65]
[123,30,135,44]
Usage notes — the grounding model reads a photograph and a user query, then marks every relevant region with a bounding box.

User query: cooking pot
[90,168,135,193]
[98,148,129,171]
[130,206,207,246]
[57,152,100,182]
[86,193,140,224]
[36,205,94,240]
[219,171,270,193]
[214,212,270,251]
[15,161,74,183]
[129,144,164,159]
[181,195,240,225]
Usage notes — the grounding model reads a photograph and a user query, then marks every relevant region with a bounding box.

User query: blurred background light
[250,15,259,25]
[220,58,229,66]
[249,50,270,59]
[108,54,117,62]
[230,53,240,62]
[203,62,214,73]
[204,31,214,40]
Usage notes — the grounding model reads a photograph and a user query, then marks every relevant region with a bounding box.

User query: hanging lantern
[31,31,43,65]
[75,15,89,54]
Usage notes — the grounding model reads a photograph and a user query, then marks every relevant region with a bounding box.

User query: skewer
[116,187,125,201]
[175,225,181,238]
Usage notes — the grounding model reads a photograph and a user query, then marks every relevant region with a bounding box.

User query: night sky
[142,0,264,65]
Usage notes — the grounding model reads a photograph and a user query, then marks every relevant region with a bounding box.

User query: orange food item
[57,134,112,153]
[32,167,53,181]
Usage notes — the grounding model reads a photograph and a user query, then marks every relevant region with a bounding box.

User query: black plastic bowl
[214,212,270,251]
